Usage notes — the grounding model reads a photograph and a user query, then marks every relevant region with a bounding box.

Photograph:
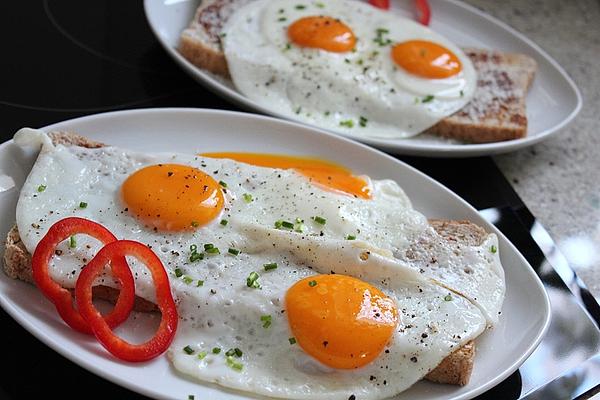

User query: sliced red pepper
[368,0,390,10]
[31,217,135,334]
[75,240,178,362]
[415,0,431,25]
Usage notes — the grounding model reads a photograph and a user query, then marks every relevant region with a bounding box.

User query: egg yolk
[202,152,371,199]
[288,16,356,53]
[121,164,224,231]
[391,40,462,79]
[286,275,398,369]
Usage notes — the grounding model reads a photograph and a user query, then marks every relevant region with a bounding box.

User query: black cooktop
[1,2,599,399]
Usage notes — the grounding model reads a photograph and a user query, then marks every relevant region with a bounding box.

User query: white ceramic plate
[143,0,581,157]
[0,109,550,399]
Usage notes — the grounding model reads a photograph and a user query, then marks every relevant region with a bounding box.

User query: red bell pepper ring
[368,0,431,26]
[368,0,390,9]
[415,0,431,25]
[31,217,135,334]
[75,240,178,362]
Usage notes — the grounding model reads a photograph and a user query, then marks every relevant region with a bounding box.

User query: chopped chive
[295,217,304,223]
[315,1,325,8]
[218,180,228,188]
[359,116,368,127]
[197,351,207,360]
[460,90,464,97]
[422,95,435,103]
[295,4,306,9]
[212,347,221,354]
[346,235,357,240]
[246,271,260,288]
[189,244,203,262]
[444,294,453,301]
[490,245,497,254]
[183,345,195,355]
[274,220,283,229]
[263,262,278,271]
[324,111,331,116]
[175,268,184,278]
[188,396,195,400]
[226,356,243,371]
[261,315,272,328]
[37,184,46,192]
[339,119,354,128]
[69,236,76,248]
[189,251,204,262]
[294,222,306,233]
[228,248,240,256]
[289,337,297,345]
[204,243,214,250]
[183,276,194,285]
[220,219,228,226]
[79,202,88,209]
[243,193,253,203]
[312,216,326,225]
[295,106,302,114]
[225,348,242,357]
[278,17,287,22]
[196,280,204,287]
[206,247,220,255]
[191,221,199,228]
[308,280,317,287]
[281,221,294,229]
[283,43,292,51]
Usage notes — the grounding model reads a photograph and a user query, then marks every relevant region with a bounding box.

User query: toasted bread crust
[3,131,486,386]
[179,34,230,77]
[425,341,475,385]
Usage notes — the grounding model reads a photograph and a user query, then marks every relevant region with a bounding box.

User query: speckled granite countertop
[463,0,600,297]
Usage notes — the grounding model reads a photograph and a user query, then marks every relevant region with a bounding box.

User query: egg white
[14,130,501,400]
[222,0,476,139]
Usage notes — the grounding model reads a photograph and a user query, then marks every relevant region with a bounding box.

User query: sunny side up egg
[222,0,477,139]
[14,130,503,400]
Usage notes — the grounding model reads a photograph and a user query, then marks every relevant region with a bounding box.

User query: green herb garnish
[228,248,240,256]
[79,202,88,209]
[263,263,278,271]
[183,345,195,355]
[312,216,326,225]
[308,280,317,287]
[246,271,260,288]
[261,315,272,328]
[37,185,46,192]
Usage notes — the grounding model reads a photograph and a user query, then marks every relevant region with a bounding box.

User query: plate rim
[142,0,582,157]
[0,108,551,399]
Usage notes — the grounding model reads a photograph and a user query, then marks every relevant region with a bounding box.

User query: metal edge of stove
[479,206,600,400]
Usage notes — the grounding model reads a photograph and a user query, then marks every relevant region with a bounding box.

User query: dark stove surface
[1,2,599,399]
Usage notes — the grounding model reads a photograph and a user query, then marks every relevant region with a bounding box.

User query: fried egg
[222,0,476,139]
[14,129,503,400]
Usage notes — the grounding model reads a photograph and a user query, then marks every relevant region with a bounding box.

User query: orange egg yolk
[391,40,462,79]
[288,16,356,53]
[202,152,371,199]
[286,275,398,369]
[121,164,224,231]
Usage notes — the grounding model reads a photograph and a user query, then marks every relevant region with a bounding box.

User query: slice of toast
[178,0,537,143]
[427,49,537,143]
[3,132,487,386]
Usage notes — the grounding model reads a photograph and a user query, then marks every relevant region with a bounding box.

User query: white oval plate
[143,0,581,157]
[0,109,550,399]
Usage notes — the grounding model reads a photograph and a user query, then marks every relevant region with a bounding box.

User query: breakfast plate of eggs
[0,108,550,399]
[144,0,581,157]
